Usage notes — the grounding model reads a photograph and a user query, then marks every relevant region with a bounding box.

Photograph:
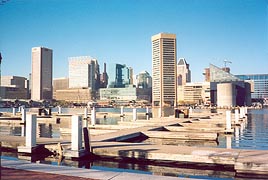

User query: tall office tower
[136,71,152,89]
[31,47,53,100]
[151,33,177,108]
[177,58,191,85]
[129,67,134,85]
[100,63,108,88]
[107,63,131,88]
[69,56,100,91]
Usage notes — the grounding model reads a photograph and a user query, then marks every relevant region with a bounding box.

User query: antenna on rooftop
[224,59,232,68]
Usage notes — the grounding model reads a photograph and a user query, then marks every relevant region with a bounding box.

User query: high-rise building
[107,63,131,88]
[136,71,152,89]
[151,33,177,108]
[177,58,191,85]
[100,63,108,88]
[31,47,53,100]
[68,56,100,91]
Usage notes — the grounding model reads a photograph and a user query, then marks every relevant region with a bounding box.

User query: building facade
[31,47,53,100]
[69,56,100,91]
[100,63,108,88]
[136,71,152,89]
[0,76,28,99]
[151,33,177,108]
[235,74,268,102]
[209,64,251,107]
[55,88,92,103]
[99,86,137,102]
[53,77,69,99]
[107,63,131,88]
[177,58,191,85]
[182,82,210,105]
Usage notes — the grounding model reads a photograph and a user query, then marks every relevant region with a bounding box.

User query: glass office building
[235,74,268,100]
[107,63,131,88]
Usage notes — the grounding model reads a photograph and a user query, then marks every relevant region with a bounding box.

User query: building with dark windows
[235,74,268,103]
[31,47,53,100]
[0,76,29,99]
[208,64,251,107]
[136,71,152,89]
[151,33,177,117]
[151,33,177,108]
[107,63,131,88]
[100,63,108,88]
[136,71,152,102]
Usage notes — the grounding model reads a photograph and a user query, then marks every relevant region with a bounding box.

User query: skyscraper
[68,56,100,91]
[177,58,191,85]
[136,71,152,89]
[151,33,177,108]
[107,63,131,88]
[31,47,53,100]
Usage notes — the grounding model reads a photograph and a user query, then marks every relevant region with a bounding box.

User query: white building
[31,47,53,100]
[68,56,99,91]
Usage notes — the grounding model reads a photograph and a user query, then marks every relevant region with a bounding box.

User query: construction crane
[224,59,232,68]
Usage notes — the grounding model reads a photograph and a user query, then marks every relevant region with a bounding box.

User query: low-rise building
[0,76,29,99]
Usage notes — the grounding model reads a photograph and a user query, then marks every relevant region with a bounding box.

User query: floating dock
[0,109,267,178]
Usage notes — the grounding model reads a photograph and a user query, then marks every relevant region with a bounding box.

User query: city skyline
[0,0,267,82]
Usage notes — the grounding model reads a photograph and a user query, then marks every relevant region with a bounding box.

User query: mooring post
[18,106,21,113]
[83,107,88,128]
[239,107,245,119]
[91,107,96,126]
[12,107,16,116]
[84,107,88,119]
[58,106,62,114]
[26,114,36,148]
[226,135,232,149]
[120,106,124,116]
[83,127,91,152]
[226,110,232,131]
[189,107,193,117]
[146,106,150,120]
[244,106,248,115]
[21,107,26,123]
[18,113,37,153]
[71,115,82,151]
[235,109,239,124]
[133,107,137,121]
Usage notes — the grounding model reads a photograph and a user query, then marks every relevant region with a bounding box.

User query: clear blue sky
[0,0,267,82]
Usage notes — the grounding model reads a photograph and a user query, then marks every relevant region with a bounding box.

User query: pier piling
[133,107,137,121]
[91,107,96,126]
[235,109,239,125]
[18,114,37,153]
